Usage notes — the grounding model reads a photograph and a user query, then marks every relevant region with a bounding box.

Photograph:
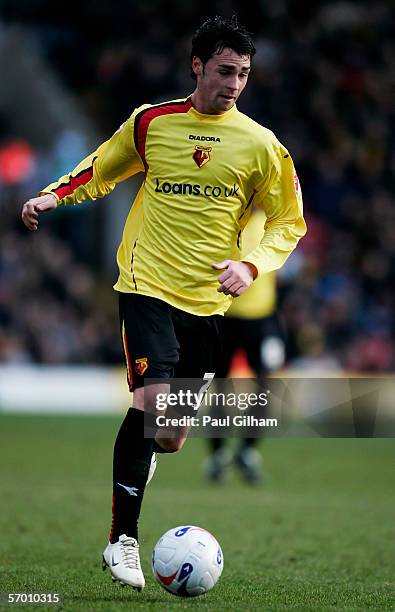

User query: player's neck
[191,91,229,116]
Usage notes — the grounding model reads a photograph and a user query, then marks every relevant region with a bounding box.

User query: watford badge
[135,357,149,375]
[193,145,212,168]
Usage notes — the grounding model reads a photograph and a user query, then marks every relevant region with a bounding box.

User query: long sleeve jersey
[226,209,277,320]
[41,96,306,316]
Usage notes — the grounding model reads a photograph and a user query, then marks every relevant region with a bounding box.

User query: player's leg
[234,316,285,483]
[205,316,236,481]
[103,293,179,589]
[156,308,222,451]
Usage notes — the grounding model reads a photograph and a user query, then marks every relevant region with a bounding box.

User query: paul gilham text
[155,415,278,428]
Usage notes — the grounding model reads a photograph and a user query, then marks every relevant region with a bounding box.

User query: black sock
[240,437,258,450]
[110,408,154,543]
[210,438,224,453]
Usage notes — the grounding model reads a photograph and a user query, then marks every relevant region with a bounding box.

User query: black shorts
[217,314,283,377]
[119,292,222,391]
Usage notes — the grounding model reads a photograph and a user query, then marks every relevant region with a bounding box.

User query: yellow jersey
[41,96,306,316]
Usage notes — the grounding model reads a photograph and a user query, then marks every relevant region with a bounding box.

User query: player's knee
[155,437,185,453]
[134,384,169,413]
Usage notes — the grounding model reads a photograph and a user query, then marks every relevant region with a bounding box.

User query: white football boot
[204,447,232,482]
[234,447,263,484]
[102,534,145,590]
[102,453,156,589]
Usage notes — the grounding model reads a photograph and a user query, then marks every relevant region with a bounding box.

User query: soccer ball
[152,525,223,597]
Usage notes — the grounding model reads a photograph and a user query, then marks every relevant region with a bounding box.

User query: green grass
[0,414,394,611]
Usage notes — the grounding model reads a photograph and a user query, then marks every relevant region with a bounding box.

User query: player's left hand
[212,260,257,297]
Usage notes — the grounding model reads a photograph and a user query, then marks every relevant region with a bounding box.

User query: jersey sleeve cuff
[241,261,258,279]
[242,255,274,277]
[38,190,61,204]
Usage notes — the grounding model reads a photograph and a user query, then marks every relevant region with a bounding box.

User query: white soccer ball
[152,525,223,597]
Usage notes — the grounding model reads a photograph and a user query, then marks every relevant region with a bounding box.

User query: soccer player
[21,16,306,591]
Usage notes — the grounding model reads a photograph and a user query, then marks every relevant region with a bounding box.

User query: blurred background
[0,0,394,412]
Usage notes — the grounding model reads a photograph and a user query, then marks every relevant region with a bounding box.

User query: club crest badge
[193,145,212,168]
[135,357,149,375]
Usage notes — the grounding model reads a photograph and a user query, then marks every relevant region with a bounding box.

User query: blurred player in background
[205,208,285,484]
[21,16,306,591]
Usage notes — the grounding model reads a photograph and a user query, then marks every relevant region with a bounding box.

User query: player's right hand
[21,194,57,231]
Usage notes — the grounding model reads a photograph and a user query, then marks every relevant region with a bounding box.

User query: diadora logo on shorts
[135,357,149,375]
[155,178,240,199]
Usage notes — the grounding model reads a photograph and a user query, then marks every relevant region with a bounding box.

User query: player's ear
[192,56,203,78]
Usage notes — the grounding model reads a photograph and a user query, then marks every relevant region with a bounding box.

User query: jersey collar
[187,98,237,122]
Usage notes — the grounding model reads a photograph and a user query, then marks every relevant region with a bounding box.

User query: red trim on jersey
[136,99,192,170]
[53,158,97,200]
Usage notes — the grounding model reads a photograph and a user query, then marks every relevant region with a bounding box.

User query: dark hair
[190,15,256,80]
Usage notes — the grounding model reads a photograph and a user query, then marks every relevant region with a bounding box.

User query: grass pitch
[0,414,394,611]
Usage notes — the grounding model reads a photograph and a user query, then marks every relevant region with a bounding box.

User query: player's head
[190,15,255,114]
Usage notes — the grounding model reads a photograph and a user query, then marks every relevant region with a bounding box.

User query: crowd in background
[0,227,120,364]
[0,0,394,370]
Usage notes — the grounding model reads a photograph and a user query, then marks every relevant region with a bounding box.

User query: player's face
[192,48,251,114]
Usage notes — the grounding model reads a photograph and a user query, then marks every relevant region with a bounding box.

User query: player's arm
[213,143,306,298]
[242,143,307,276]
[21,109,146,230]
